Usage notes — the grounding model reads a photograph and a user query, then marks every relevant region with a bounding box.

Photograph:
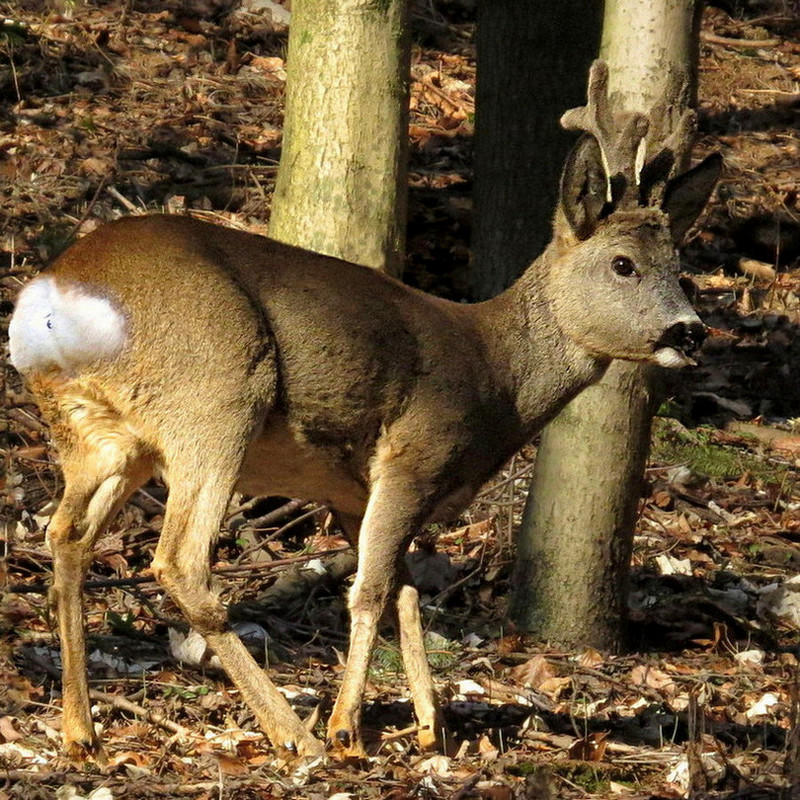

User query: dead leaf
[108,749,151,769]
[416,754,452,776]
[577,648,605,668]
[630,664,677,697]
[217,753,250,776]
[496,633,523,655]
[508,654,555,689]
[537,676,572,701]
[479,785,514,800]
[0,717,22,743]
[12,445,48,460]
[738,258,776,281]
[78,157,112,177]
[251,56,285,72]
[609,781,632,795]
[745,692,780,719]
[568,731,609,761]
[477,734,499,761]
[773,435,800,456]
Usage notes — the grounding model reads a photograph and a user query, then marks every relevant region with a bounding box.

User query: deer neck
[472,246,611,438]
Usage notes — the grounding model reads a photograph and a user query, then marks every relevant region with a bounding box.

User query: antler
[560,60,650,207]
[562,60,701,210]
[638,100,697,206]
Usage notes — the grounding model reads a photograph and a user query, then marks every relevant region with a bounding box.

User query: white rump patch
[9,276,127,375]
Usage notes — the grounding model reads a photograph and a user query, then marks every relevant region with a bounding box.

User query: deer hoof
[293,735,326,759]
[328,729,368,760]
[416,726,439,753]
[64,736,107,766]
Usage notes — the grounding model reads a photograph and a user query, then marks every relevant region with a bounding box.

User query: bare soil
[1,2,800,798]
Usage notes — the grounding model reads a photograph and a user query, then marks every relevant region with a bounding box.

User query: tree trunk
[269,0,410,277]
[471,1,602,300]
[510,0,703,649]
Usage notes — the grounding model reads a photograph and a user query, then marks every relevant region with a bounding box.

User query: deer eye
[612,255,638,277]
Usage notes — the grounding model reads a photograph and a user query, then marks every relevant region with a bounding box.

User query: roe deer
[8,62,720,761]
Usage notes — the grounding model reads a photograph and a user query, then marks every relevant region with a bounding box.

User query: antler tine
[638,107,698,206]
[561,60,650,204]
[560,60,611,141]
[656,108,696,167]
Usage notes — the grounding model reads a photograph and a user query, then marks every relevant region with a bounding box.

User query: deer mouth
[652,320,707,368]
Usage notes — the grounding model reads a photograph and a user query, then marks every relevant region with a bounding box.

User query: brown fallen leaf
[12,445,48,461]
[577,647,605,668]
[738,258,777,281]
[508,654,555,689]
[0,716,22,743]
[477,734,499,762]
[496,633,524,655]
[217,753,250,776]
[251,56,285,72]
[773,436,800,456]
[568,731,609,762]
[78,157,112,177]
[630,664,677,697]
[538,676,572,701]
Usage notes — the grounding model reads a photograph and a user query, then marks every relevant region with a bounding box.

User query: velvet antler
[560,60,650,207]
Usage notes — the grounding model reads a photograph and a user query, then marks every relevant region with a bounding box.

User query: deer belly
[238,422,368,517]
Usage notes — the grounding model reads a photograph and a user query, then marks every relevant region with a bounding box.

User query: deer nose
[659,319,707,358]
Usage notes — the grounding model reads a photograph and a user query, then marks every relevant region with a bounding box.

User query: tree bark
[471,1,602,300]
[269,0,410,277]
[510,0,703,649]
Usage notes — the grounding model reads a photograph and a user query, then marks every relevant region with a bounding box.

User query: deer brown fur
[8,62,720,761]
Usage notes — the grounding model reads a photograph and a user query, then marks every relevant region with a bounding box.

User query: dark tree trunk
[471,1,603,300]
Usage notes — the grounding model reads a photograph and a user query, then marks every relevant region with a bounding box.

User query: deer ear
[662,152,722,243]
[560,135,610,240]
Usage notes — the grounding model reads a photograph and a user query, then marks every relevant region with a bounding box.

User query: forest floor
[2,1,800,798]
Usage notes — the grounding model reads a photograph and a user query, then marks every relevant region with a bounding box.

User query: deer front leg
[151,467,324,759]
[327,478,424,757]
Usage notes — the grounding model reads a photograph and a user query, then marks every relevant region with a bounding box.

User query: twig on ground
[67,174,109,240]
[701,31,781,48]
[427,564,483,607]
[89,687,195,741]
[449,772,482,800]
[234,505,323,565]
[8,546,352,594]
[227,497,309,528]
[106,185,140,213]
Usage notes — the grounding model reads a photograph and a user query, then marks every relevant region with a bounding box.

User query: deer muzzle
[652,319,707,368]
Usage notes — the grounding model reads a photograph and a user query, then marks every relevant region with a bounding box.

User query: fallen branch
[234,505,323,564]
[0,770,78,784]
[700,31,781,48]
[227,497,310,529]
[8,546,352,594]
[89,688,195,741]
[106,185,141,213]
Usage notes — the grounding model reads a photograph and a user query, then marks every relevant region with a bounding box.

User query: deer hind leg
[394,566,443,753]
[42,389,154,759]
[327,475,429,758]
[151,442,324,758]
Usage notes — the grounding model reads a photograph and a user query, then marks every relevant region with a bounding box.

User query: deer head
[542,60,720,369]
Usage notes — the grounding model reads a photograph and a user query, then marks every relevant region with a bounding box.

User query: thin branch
[8,546,352,594]
[700,31,781,48]
[89,688,194,741]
